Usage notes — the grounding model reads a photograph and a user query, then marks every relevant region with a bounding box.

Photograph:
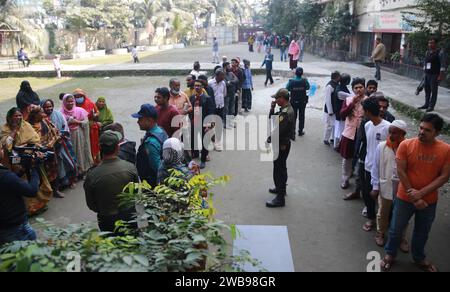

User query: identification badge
[426,63,432,70]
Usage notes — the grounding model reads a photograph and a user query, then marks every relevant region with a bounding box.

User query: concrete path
[1,44,448,123]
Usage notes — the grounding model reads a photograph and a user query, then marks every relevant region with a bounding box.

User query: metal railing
[307,46,358,62]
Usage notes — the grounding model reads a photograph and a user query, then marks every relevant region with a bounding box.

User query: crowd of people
[317,70,450,272]
[247,33,305,69]
[0,56,256,242]
[1,43,449,272]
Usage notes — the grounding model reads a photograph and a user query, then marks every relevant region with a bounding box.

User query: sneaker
[362,207,368,218]
[214,143,223,152]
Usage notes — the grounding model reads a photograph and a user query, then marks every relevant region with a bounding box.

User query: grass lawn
[33,51,158,66]
[0,77,70,101]
[0,76,168,102]
[0,75,184,124]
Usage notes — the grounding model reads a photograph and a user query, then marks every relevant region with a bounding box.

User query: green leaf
[133,255,149,267]
[185,252,202,263]
[30,263,42,272]
[123,256,133,266]
[16,257,31,272]
[192,235,206,243]
[230,224,237,241]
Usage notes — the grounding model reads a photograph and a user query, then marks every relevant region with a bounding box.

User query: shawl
[41,99,69,133]
[1,120,41,152]
[73,88,98,120]
[96,97,114,127]
[60,94,89,131]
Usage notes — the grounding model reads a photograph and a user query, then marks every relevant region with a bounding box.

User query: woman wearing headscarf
[28,107,65,199]
[157,138,191,184]
[16,81,40,121]
[96,96,114,131]
[73,88,101,165]
[288,40,300,70]
[1,107,53,215]
[60,94,93,176]
[42,99,78,190]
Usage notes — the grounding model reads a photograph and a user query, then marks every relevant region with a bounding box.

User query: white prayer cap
[390,120,408,134]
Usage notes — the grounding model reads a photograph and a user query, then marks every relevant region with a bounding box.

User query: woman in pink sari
[288,40,300,70]
[60,94,93,176]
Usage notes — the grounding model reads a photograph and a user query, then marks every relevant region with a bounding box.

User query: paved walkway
[1,44,449,122]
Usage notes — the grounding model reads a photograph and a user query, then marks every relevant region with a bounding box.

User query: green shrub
[0,171,262,272]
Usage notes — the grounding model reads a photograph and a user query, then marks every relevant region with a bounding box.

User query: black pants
[242,88,252,110]
[362,170,376,220]
[375,61,382,80]
[21,58,31,67]
[98,213,133,235]
[424,73,439,109]
[291,100,307,134]
[133,57,140,63]
[354,161,365,195]
[273,143,291,195]
[249,45,254,52]
[191,125,209,163]
[265,69,273,85]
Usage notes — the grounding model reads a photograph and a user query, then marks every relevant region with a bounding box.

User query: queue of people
[320,71,450,272]
[1,54,449,273]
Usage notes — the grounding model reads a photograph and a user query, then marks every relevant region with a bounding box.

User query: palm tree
[0,1,46,55]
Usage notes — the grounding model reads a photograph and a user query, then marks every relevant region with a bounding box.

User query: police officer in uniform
[286,67,310,139]
[267,89,295,208]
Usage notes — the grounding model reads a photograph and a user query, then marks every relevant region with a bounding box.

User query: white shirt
[131,48,138,58]
[190,70,207,79]
[324,84,334,115]
[371,142,397,200]
[208,78,227,108]
[53,58,61,70]
[365,119,391,172]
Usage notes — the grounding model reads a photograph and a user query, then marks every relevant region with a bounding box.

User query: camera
[9,145,55,169]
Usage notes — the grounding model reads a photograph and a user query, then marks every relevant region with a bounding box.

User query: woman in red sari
[73,88,101,165]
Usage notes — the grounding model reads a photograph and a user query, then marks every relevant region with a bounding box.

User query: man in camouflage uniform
[267,89,295,208]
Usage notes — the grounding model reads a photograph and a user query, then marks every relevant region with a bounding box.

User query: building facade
[352,0,417,61]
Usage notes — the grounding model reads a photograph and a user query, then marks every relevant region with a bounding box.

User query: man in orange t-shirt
[381,114,450,272]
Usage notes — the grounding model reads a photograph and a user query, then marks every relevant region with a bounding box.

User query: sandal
[380,255,394,272]
[341,181,350,190]
[415,260,438,272]
[400,239,410,254]
[363,220,375,232]
[343,191,360,201]
[374,232,385,247]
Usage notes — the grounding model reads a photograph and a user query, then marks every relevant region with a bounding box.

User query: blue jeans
[280,49,287,61]
[0,222,36,245]
[385,198,436,262]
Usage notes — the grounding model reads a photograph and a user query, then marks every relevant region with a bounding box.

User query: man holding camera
[266,89,295,208]
[0,147,39,245]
